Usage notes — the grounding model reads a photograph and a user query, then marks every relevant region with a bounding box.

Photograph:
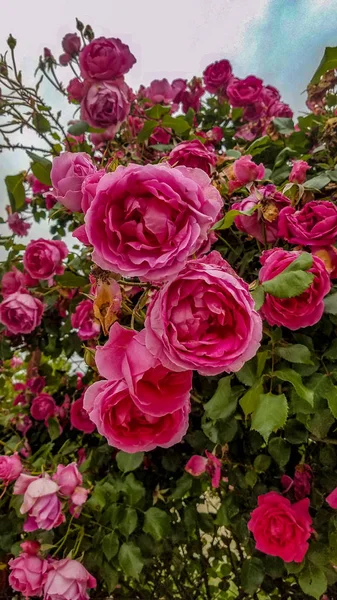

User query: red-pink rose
[248,492,312,562]
[27,376,45,394]
[81,79,131,130]
[8,213,30,237]
[44,558,96,600]
[0,452,22,483]
[145,251,262,375]
[27,174,51,195]
[267,101,293,118]
[9,552,49,597]
[278,201,337,247]
[168,140,216,175]
[227,76,263,107]
[51,152,96,212]
[259,248,331,329]
[16,475,65,532]
[145,79,174,104]
[260,85,281,106]
[30,394,57,421]
[185,451,222,488]
[181,79,204,113]
[23,238,68,281]
[62,33,81,56]
[289,160,310,184]
[79,36,136,80]
[203,59,233,94]
[52,462,82,496]
[71,299,100,340]
[149,127,171,146]
[67,78,85,103]
[0,292,44,334]
[294,464,312,500]
[81,169,105,213]
[85,164,222,282]
[59,53,71,66]
[171,78,187,103]
[20,540,41,555]
[1,267,25,297]
[70,396,96,434]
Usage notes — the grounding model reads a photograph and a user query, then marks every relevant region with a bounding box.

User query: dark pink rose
[8,213,30,237]
[0,453,22,483]
[168,140,216,175]
[289,160,310,184]
[27,376,46,394]
[267,101,293,118]
[185,451,222,487]
[62,33,81,56]
[9,552,49,597]
[71,299,100,340]
[23,238,68,281]
[278,201,337,247]
[227,76,263,107]
[81,79,131,130]
[30,393,57,421]
[203,59,233,94]
[171,78,187,103]
[0,293,44,335]
[44,559,96,600]
[248,492,311,562]
[45,193,57,210]
[16,474,65,531]
[85,164,222,282]
[259,248,331,329]
[229,154,265,192]
[81,169,105,213]
[145,251,262,375]
[145,79,174,104]
[1,267,25,297]
[232,184,290,243]
[23,271,39,288]
[149,126,171,146]
[243,102,265,121]
[44,47,53,59]
[20,540,41,555]
[181,79,204,113]
[294,464,312,500]
[80,36,136,80]
[51,152,96,212]
[260,84,281,106]
[206,126,223,143]
[67,78,85,103]
[70,396,96,434]
[27,174,51,195]
[52,462,82,496]
[313,246,337,279]
[326,487,337,509]
[59,53,71,66]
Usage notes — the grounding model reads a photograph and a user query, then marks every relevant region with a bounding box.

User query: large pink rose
[248,492,312,563]
[81,79,131,130]
[278,201,337,247]
[95,323,192,416]
[51,152,96,212]
[16,475,65,531]
[0,292,44,335]
[0,452,22,483]
[232,185,290,243]
[81,169,105,213]
[259,248,331,329]
[227,76,263,107]
[9,552,49,597]
[70,396,96,434]
[203,59,233,94]
[1,267,25,297]
[289,160,310,184]
[52,462,82,497]
[44,559,96,600]
[71,299,100,340]
[145,79,174,104]
[30,393,57,421]
[168,140,216,175]
[144,251,262,375]
[23,239,68,281]
[79,36,135,80]
[85,164,222,282]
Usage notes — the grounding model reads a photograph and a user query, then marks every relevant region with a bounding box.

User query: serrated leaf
[299,563,327,599]
[31,161,52,187]
[273,117,294,135]
[324,339,337,360]
[204,377,237,420]
[161,114,190,134]
[116,451,144,473]
[144,104,171,119]
[273,369,314,405]
[251,393,288,442]
[67,120,89,135]
[316,377,337,419]
[118,542,144,579]
[47,417,61,441]
[5,173,25,212]
[309,408,334,439]
[240,380,264,417]
[124,474,145,505]
[101,562,119,593]
[275,344,313,365]
[143,507,171,541]
[102,532,119,561]
[33,113,51,132]
[118,508,137,538]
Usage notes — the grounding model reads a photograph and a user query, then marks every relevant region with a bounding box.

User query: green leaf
[116,451,144,473]
[55,272,88,288]
[26,151,52,167]
[226,149,241,159]
[102,532,119,561]
[212,206,257,230]
[31,161,52,187]
[303,174,330,190]
[299,563,327,599]
[118,542,144,579]
[285,252,313,272]
[324,339,337,360]
[310,46,337,84]
[33,113,51,132]
[67,120,89,135]
[47,417,61,441]
[251,393,288,442]
[240,381,264,417]
[275,344,313,365]
[246,135,270,156]
[273,369,314,405]
[86,485,106,512]
[273,117,294,135]
[204,377,237,420]
[5,173,26,212]
[324,292,337,315]
[137,119,157,142]
[170,473,192,499]
[268,437,291,467]
[241,558,265,595]
[101,562,119,593]
[236,359,257,386]
[161,114,190,134]
[262,271,314,299]
[124,474,145,505]
[309,408,334,439]
[251,286,265,311]
[254,454,271,473]
[118,508,138,538]
[143,507,171,541]
[144,104,171,119]
[317,376,337,418]
[285,419,308,444]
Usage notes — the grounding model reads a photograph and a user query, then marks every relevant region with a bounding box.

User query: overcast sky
[0,0,336,252]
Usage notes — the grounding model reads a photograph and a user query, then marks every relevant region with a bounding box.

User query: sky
[0,0,337,253]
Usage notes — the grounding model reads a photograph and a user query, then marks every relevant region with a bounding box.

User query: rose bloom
[27,376,46,394]
[67,78,85,103]
[51,152,96,212]
[23,238,68,281]
[203,59,233,94]
[313,246,337,279]
[145,251,262,375]
[260,84,281,107]
[70,396,96,434]
[149,126,171,146]
[259,248,331,329]
[8,552,49,598]
[1,267,25,297]
[62,33,81,55]
[278,201,337,247]
[227,75,263,107]
[228,154,265,192]
[30,393,57,421]
[81,169,105,213]
[171,78,187,103]
[45,193,58,210]
[79,36,136,80]
[27,174,51,195]
[81,79,131,130]
[267,100,293,118]
[71,299,100,340]
[233,185,290,244]
[60,53,71,66]
[15,474,65,532]
[289,160,310,184]
[52,462,82,496]
[248,492,312,563]
[85,164,222,282]
[0,452,22,483]
[185,451,222,488]
[168,140,216,175]
[181,79,205,113]
[8,213,31,237]
[145,79,174,104]
[44,559,96,600]
[0,292,44,335]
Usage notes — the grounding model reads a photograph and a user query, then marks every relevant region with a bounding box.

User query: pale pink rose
[44,558,96,600]
[70,396,96,434]
[185,451,222,488]
[69,486,89,517]
[0,452,22,483]
[145,251,262,376]
[18,475,65,531]
[0,293,44,334]
[14,473,38,495]
[85,164,222,282]
[168,140,216,175]
[52,463,82,497]
[278,201,337,247]
[81,79,131,130]
[23,238,68,281]
[51,152,96,212]
[30,393,57,421]
[326,488,337,509]
[9,552,49,598]
[1,267,25,297]
[81,169,105,213]
[289,160,310,184]
[71,299,100,340]
[145,79,174,104]
[203,59,233,94]
[8,213,31,237]
[79,36,136,80]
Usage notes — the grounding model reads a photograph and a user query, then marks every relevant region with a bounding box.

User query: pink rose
[67,78,85,103]
[70,396,96,434]
[9,552,49,597]
[206,126,223,143]
[8,213,30,236]
[17,475,65,531]
[71,299,100,340]
[27,174,51,195]
[45,193,57,210]
[145,79,174,104]
[278,201,337,247]
[181,79,204,113]
[171,78,187,103]
[232,185,290,244]
[81,169,105,213]
[85,164,222,282]
[313,246,337,279]
[149,127,171,146]
[229,154,265,192]
[185,451,222,488]
[52,462,82,496]
[259,248,331,329]
[248,492,312,563]
[1,267,25,297]
[79,36,136,80]
[27,376,45,394]
[267,101,293,118]
[0,453,22,483]
[260,85,281,106]
[30,393,57,421]
[0,292,44,334]
[289,160,310,184]
[20,540,41,555]
[60,53,71,66]
[293,464,312,500]
[168,140,216,175]
[144,251,262,375]
[203,59,233,94]
[69,486,89,517]
[62,33,81,56]
[227,76,263,107]
[23,238,68,281]
[326,487,337,509]
[81,79,131,130]
[51,152,96,212]
[44,558,96,600]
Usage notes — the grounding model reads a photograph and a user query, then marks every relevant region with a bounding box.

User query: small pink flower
[51,152,96,212]
[326,488,337,509]
[10,356,23,368]
[8,213,31,237]
[1,267,25,297]
[0,453,22,483]
[185,451,222,488]
[77,448,86,465]
[71,299,100,340]
[145,79,174,104]
[168,140,216,175]
[203,59,233,95]
[27,376,45,394]
[227,76,263,107]
[67,78,85,103]
[62,33,81,56]
[27,174,51,195]
[52,462,82,497]
[30,393,57,421]
[289,160,310,184]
